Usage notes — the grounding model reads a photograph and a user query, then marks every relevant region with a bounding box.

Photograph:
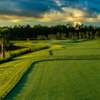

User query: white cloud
[55,0,62,6]
[97,14,100,19]
[74,22,82,26]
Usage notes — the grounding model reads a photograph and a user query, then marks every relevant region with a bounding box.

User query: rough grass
[0,50,50,99]
[0,39,100,100]
[0,41,50,64]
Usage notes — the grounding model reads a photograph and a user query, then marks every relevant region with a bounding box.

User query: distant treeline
[1,24,100,40]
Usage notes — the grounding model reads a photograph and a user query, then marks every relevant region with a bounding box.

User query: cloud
[0,0,99,23]
[40,7,100,22]
[0,14,37,22]
[0,0,62,17]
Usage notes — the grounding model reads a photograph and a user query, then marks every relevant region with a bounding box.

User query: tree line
[1,24,100,40]
[0,24,100,59]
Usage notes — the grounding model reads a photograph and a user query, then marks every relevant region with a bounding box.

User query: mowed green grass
[0,39,100,100]
[53,40,100,56]
[6,60,100,100]
[53,49,100,56]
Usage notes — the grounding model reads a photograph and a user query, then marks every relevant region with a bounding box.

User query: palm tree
[0,27,9,59]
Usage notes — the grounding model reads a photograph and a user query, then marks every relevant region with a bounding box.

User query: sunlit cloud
[74,22,82,26]
[0,15,36,22]
[40,7,100,23]
[0,0,99,25]
[0,7,99,24]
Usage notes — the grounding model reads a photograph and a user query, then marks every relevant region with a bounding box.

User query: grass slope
[0,40,50,63]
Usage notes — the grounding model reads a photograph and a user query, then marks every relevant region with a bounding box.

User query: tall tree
[0,27,9,59]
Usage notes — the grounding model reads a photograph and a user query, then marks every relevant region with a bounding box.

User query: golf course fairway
[6,60,100,100]
[0,39,99,100]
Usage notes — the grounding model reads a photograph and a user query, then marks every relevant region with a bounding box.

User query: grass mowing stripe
[0,39,100,99]
[53,49,100,56]
[5,60,100,100]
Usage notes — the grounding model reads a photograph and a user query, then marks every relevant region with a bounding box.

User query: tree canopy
[0,24,100,40]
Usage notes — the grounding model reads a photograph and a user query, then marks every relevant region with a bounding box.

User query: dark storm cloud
[60,0,100,18]
[60,0,100,12]
[0,0,99,21]
[0,0,62,18]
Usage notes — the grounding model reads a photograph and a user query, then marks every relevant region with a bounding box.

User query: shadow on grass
[51,39,89,45]
[4,56,100,100]
[4,62,37,100]
[70,39,88,43]
[49,50,53,55]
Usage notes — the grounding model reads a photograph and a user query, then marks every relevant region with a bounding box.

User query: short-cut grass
[6,60,100,100]
[53,49,100,56]
[0,39,100,100]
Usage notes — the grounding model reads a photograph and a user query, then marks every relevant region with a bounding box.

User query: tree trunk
[1,40,6,59]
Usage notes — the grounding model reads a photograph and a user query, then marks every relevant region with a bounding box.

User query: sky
[0,0,100,26]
